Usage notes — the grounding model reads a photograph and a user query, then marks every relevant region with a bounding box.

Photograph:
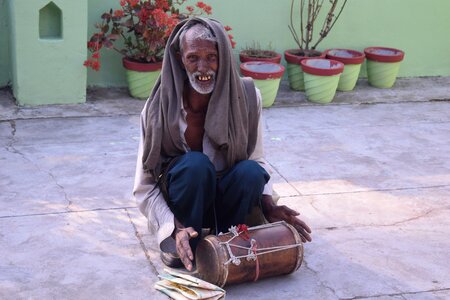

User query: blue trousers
[164,152,270,249]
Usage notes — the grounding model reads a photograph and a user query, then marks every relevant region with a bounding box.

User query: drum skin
[195,221,303,287]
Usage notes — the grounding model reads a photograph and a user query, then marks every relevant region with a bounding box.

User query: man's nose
[197,59,209,72]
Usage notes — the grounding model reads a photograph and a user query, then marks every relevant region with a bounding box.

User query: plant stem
[289,0,301,49]
[312,0,347,50]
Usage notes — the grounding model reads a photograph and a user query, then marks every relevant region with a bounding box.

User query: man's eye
[187,55,198,62]
[208,54,217,61]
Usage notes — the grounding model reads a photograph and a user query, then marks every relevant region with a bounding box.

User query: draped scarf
[142,17,258,177]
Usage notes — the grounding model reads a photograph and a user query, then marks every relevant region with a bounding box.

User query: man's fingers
[175,231,194,270]
[185,227,198,238]
[293,223,312,242]
[181,237,194,261]
[291,217,312,234]
[284,206,300,216]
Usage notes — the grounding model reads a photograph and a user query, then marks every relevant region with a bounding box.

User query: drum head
[196,235,228,287]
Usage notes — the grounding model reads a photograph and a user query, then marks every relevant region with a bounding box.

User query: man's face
[181,35,218,95]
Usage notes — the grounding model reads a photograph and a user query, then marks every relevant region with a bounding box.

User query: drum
[195,221,303,287]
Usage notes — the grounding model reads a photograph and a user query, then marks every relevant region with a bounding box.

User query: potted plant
[301,58,344,104]
[364,47,405,88]
[240,61,285,108]
[325,49,365,91]
[286,0,348,91]
[239,42,281,64]
[84,0,235,99]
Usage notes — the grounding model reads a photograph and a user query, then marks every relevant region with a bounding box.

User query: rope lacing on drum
[218,224,302,282]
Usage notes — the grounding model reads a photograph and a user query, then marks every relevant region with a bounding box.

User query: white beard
[187,71,216,95]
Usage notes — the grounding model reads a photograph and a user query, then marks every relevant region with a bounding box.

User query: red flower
[137,9,149,22]
[186,6,194,13]
[91,60,101,71]
[152,8,170,27]
[92,52,100,59]
[203,5,212,14]
[120,0,126,6]
[128,0,139,7]
[155,0,169,10]
[196,2,206,9]
[113,10,124,17]
[224,25,232,31]
[228,34,236,49]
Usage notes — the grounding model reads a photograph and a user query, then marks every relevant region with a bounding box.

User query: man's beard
[187,71,216,95]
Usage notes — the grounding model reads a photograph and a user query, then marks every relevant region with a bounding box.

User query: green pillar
[9,0,87,105]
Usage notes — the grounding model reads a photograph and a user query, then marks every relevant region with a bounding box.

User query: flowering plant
[84,0,235,71]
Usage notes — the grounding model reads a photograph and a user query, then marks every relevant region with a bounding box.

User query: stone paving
[1,77,450,299]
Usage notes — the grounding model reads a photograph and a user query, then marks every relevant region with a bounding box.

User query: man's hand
[173,219,198,271]
[261,195,312,243]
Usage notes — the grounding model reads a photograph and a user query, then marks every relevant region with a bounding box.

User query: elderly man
[133,17,311,271]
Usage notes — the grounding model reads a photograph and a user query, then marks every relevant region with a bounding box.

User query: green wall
[0,0,11,87]
[9,0,87,105]
[2,0,450,88]
[211,0,450,78]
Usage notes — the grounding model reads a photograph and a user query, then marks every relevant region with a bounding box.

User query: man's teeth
[197,75,212,81]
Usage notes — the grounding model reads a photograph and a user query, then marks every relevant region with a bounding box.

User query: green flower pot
[252,78,283,108]
[122,58,162,99]
[301,58,344,104]
[326,49,365,92]
[240,62,285,108]
[284,49,324,91]
[286,62,305,91]
[364,47,405,89]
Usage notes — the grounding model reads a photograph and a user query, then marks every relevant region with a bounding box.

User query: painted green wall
[0,0,11,87]
[2,0,450,88]
[86,0,126,87]
[211,0,450,78]
[9,0,87,105]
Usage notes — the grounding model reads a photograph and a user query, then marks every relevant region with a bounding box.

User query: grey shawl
[142,17,258,177]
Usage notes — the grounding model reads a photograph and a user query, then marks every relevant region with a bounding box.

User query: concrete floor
[1,77,449,299]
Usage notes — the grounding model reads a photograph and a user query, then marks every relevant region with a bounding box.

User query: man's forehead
[184,28,211,41]
[182,23,216,41]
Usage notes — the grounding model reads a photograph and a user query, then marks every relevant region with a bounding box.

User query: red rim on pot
[300,58,344,76]
[325,49,365,65]
[284,49,325,64]
[122,57,163,72]
[240,62,285,80]
[363,47,404,63]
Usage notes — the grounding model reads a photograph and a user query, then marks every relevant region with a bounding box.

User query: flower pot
[122,57,162,99]
[325,49,365,92]
[364,47,405,88]
[301,58,344,104]
[240,62,285,108]
[284,49,325,91]
[239,50,282,64]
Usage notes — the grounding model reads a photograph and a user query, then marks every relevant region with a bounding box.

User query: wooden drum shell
[195,221,303,287]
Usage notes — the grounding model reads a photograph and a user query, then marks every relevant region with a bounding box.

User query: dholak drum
[195,221,303,287]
